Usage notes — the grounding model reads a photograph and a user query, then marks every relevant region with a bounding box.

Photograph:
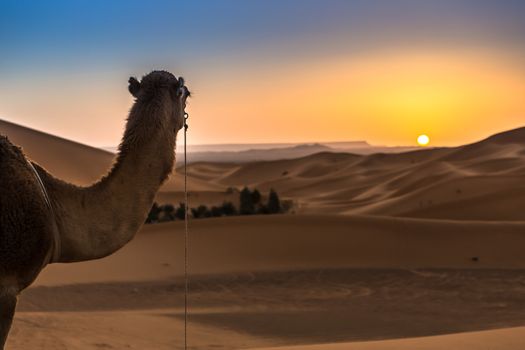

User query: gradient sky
[1,0,525,147]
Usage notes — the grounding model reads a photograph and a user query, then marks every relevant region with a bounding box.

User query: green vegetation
[239,187,255,215]
[267,189,281,214]
[145,187,289,224]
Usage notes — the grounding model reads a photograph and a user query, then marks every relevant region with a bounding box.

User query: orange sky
[187,49,525,147]
[1,48,524,148]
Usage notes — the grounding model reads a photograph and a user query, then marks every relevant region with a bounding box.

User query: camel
[0,70,190,348]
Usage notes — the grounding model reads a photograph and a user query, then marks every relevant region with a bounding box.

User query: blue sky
[1,0,525,146]
[3,0,525,69]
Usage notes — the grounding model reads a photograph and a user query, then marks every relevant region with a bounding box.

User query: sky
[1,0,525,147]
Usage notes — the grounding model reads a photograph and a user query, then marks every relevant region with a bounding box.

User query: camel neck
[43,96,177,263]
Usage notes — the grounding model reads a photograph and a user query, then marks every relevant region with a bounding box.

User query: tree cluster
[191,201,237,219]
[145,187,287,224]
[146,202,185,223]
[239,187,281,215]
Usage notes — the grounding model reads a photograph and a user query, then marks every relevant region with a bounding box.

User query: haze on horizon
[1,0,524,148]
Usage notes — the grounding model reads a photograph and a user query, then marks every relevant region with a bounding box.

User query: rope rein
[183,112,189,350]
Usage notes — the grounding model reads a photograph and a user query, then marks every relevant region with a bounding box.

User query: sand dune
[181,128,525,220]
[15,269,525,350]
[0,118,221,192]
[252,326,525,350]
[33,215,525,287]
[0,119,114,185]
[12,215,525,349]
[4,120,525,349]
[3,118,525,220]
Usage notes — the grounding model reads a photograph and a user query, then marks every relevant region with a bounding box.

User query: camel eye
[177,87,185,97]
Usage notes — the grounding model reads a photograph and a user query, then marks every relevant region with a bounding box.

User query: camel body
[0,139,55,344]
[0,70,189,348]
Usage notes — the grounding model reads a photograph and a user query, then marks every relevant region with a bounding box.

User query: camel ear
[128,77,141,97]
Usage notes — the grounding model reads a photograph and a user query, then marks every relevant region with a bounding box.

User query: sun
[417,134,430,146]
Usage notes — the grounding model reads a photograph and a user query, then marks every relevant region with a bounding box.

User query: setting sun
[417,134,430,146]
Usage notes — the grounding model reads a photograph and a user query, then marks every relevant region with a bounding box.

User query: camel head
[128,70,190,132]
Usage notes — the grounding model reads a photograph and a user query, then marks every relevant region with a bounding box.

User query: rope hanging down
[183,112,189,350]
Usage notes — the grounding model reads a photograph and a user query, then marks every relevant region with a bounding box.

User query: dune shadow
[20,269,525,344]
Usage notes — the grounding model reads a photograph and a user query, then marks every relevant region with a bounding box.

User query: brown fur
[0,70,189,348]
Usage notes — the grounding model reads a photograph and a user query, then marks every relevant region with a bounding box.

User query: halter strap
[26,159,61,263]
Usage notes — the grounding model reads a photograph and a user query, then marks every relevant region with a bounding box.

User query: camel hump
[0,136,24,160]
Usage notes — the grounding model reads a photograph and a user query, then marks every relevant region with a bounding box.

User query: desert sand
[2,118,525,349]
[255,327,525,350]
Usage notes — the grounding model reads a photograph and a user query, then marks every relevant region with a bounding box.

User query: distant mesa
[109,140,413,164]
